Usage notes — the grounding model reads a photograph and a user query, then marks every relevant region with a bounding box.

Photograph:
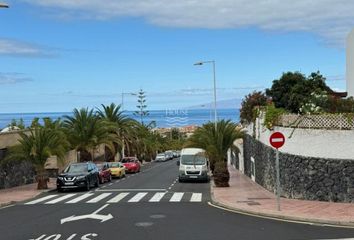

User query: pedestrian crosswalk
[24,191,205,205]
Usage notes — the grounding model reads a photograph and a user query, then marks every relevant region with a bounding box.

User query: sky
[0,0,353,113]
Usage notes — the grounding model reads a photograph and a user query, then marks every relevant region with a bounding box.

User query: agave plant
[186,119,244,187]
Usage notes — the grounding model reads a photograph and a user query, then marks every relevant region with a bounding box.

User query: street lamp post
[121,92,137,111]
[194,60,217,130]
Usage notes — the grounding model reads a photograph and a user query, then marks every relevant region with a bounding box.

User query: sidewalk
[211,166,354,227]
[0,178,56,207]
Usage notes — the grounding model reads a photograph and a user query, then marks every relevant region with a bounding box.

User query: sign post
[269,132,285,211]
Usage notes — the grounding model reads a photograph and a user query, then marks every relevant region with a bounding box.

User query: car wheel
[95,176,99,187]
[57,187,63,193]
[178,178,183,183]
[86,180,90,191]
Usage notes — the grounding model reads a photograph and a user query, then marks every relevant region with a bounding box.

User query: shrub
[240,91,268,124]
[264,104,286,130]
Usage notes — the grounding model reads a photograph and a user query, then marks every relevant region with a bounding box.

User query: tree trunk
[80,150,92,162]
[213,161,230,187]
[36,167,48,190]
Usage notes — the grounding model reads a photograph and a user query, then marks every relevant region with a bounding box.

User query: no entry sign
[269,132,285,149]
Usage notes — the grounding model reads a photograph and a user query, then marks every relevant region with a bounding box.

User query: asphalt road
[1,159,354,240]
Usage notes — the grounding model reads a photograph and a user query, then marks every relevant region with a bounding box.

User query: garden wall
[0,160,35,189]
[243,134,354,202]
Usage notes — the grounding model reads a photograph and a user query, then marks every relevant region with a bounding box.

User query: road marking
[190,193,202,202]
[61,204,113,224]
[128,192,148,202]
[66,193,94,204]
[87,193,112,203]
[149,192,166,202]
[107,192,129,203]
[45,194,76,204]
[108,183,113,186]
[170,192,184,202]
[96,189,166,192]
[25,195,58,205]
[23,192,204,205]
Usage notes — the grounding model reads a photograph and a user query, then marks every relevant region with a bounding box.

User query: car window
[64,164,88,173]
[109,162,121,168]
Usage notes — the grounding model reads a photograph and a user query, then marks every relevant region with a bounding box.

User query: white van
[177,148,209,182]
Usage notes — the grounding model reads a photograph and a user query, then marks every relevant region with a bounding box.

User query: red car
[95,162,112,183]
[121,157,141,173]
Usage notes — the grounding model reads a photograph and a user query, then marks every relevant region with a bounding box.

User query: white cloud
[0,73,33,84]
[23,0,354,46]
[0,38,54,57]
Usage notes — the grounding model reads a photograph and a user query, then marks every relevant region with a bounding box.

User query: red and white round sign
[269,132,285,149]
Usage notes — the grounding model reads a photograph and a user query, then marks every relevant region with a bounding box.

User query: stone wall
[243,134,354,203]
[0,160,35,189]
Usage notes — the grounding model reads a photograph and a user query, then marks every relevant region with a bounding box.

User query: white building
[347,28,354,97]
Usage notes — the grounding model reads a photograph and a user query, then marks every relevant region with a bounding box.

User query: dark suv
[57,162,99,192]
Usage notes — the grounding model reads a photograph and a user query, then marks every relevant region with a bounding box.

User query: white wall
[248,119,354,160]
[347,28,354,97]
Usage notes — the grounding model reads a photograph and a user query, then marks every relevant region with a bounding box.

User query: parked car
[57,162,99,192]
[165,150,174,160]
[108,162,126,178]
[96,162,112,183]
[155,153,167,162]
[121,157,141,173]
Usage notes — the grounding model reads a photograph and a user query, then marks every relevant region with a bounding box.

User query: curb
[0,186,57,209]
[209,181,354,228]
[0,201,15,208]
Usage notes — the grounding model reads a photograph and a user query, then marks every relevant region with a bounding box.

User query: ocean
[0,108,240,130]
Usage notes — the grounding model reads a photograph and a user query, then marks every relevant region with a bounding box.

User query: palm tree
[96,103,137,160]
[63,108,117,162]
[6,126,69,189]
[186,119,244,187]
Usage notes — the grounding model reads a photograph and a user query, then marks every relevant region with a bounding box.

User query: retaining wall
[0,160,35,189]
[243,134,354,203]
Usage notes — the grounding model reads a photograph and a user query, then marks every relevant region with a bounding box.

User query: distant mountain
[188,98,242,110]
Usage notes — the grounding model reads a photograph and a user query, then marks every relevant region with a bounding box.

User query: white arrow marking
[60,204,113,224]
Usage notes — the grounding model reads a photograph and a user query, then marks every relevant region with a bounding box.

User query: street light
[194,60,217,130]
[0,3,9,8]
[121,92,137,111]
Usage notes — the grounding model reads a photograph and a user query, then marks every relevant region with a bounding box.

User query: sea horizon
[0,108,240,130]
